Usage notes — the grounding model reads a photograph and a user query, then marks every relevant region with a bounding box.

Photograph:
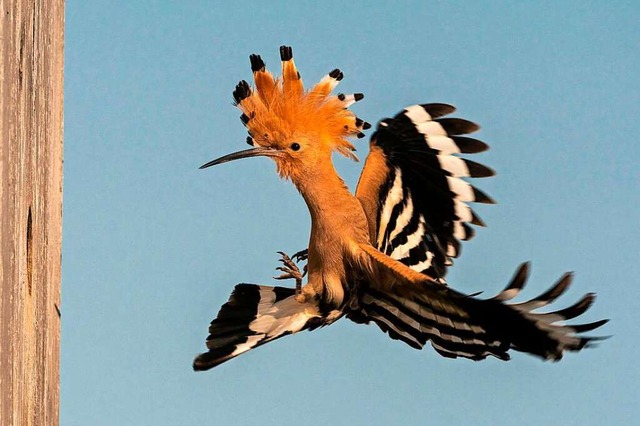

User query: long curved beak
[199,147,281,169]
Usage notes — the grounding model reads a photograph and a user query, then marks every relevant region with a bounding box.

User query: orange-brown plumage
[193,45,606,372]
[236,50,362,176]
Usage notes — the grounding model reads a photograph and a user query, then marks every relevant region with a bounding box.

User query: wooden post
[0,1,64,425]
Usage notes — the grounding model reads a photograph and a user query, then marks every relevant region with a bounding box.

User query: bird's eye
[290,142,301,151]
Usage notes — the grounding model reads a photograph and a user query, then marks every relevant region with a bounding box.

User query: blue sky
[63,1,639,425]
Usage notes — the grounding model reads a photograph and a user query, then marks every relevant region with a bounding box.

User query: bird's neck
[292,157,372,306]
[294,160,355,224]
[294,157,370,263]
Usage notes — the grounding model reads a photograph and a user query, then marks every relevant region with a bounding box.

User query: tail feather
[193,284,323,371]
[350,263,607,361]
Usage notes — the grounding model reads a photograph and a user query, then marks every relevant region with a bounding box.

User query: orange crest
[233,46,369,161]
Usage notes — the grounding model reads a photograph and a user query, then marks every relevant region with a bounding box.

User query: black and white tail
[350,263,608,361]
[193,284,329,371]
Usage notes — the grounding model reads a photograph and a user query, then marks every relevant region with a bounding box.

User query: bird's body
[194,46,606,371]
[295,159,371,307]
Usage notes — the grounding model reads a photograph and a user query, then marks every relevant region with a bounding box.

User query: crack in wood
[27,206,33,296]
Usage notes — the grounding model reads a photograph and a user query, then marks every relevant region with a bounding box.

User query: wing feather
[356,103,493,280]
[347,264,607,361]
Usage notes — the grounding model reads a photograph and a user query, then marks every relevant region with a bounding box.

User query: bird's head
[200,46,369,183]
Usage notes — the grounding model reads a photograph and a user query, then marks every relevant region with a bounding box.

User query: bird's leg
[292,248,309,278]
[274,251,307,294]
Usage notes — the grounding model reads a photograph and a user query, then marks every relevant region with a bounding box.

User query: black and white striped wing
[348,263,608,361]
[355,103,494,281]
[193,284,337,370]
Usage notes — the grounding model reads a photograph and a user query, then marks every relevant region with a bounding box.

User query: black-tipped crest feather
[197,47,607,372]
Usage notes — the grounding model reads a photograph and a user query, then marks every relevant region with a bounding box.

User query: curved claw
[292,248,309,263]
[274,266,302,280]
[274,251,305,294]
[277,251,292,263]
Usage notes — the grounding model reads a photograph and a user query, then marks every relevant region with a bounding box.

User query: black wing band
[371,103,495,280]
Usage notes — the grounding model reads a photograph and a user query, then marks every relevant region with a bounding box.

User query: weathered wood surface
[0,1,64,425]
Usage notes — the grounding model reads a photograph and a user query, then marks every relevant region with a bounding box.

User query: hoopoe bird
[194,46,607,371]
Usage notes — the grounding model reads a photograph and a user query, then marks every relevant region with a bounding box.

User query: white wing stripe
[411,251,434,273]
[388,194,414,243]
[453,222,467,240]
[377,168,404,249]
[454,200,473,222]
[446,177,475,202]
[404,105,432,123]
[427,135,460,154]
[231,335,263,357]
[390,219,425,259]
[438,155,470,177]
[365,292,505,353]
[417,121,447,136]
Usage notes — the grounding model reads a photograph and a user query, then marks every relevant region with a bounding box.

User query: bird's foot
[292,248,309,263]
[274,251,305,294]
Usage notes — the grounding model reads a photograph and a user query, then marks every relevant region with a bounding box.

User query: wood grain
[0,1,64,424]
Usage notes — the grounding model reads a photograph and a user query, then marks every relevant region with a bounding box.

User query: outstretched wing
[193,284,339,370]
[348,263,608,361]
[355,104,494,281]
